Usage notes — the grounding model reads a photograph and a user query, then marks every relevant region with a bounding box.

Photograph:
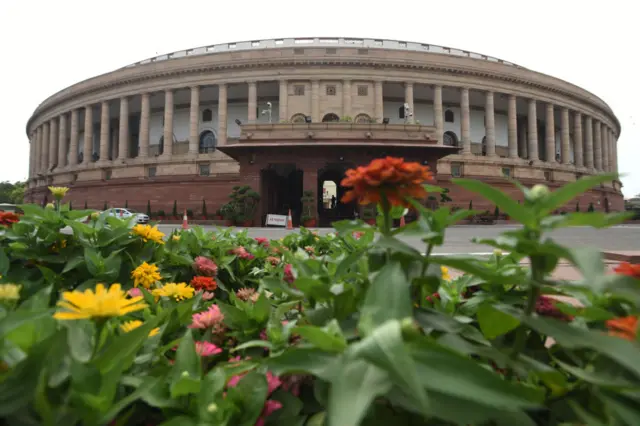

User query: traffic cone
[399,215,406,227]
[286,209,293,230]
[119,209,123,218]
[182,209,189,230]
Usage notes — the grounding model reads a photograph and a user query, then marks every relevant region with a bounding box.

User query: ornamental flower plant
[131,262,162,288]
[53,283,147,320]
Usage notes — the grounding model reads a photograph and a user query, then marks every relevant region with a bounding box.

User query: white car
[106,208,149,224]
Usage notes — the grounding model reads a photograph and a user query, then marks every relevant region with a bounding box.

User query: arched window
[199,130,217,153]
[202,109,213,122]
[443,131,459,147]
[354,114,372,124]
[290,113,307,123]
[322,113,340,123]
[444,109,454,123]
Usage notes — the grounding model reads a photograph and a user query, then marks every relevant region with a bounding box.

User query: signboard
[265,214,288,227]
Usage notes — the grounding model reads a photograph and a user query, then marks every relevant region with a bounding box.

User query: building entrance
[317,163,357,227]
[261,164,303,225]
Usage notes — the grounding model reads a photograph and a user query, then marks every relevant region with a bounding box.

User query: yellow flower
[53,283,148,320]
[132,224,165,244]
[441,266,452,282]
[152,282,195,302]
[120,320,160,337]
[45,203,55,210]
[48,186,69,200]
[0,284,21,301]
[172,235,180,241]
[131,262,162,289]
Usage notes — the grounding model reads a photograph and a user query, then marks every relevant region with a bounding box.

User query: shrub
[0,167,636,426]
[576,201,580,212]
[187,208,194,218]
[202,199,208,219]
[588,202,595,212]
[146,200,151,216]
[157,209,166,217]
[103,201,108,211]
[172,200,178,218]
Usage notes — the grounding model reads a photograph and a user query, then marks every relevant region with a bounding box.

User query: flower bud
[527,184,550,202]
[45,203,55,210]
[493,249,503,257]
[207,403,218,413]
[181,371,189,378]
[400,317,421,341]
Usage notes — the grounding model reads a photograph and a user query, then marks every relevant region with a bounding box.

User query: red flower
[230,246,255,260]
[535,295,573,322]
[425,293,440,303]
[190,276,217,291]
[284,264,295,284]
[0,212,19,227]
[193,256,218,277]
[255,237,270,247]
[606,316,638,341]
[614,262,640,279]
[341,156,434,207]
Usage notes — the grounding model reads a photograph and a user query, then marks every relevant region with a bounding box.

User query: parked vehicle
[0,204,23,215]
[105,208,149,224]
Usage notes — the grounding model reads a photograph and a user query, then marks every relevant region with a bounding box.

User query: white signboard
[265,214,288,227]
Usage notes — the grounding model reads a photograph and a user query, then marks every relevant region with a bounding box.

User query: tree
[125,200,128,209]
[575,201,580,212]
[103,201,108,211]
[439,188,452,203]
[0,181,25,204]
[468,200,473,210]
[84,201,88,209]
[494,206,500,218]
[202,199,208,219]
[69,201,73,211]
[146,200,151,217]
[588,202,595,212]
[172,200,178,218]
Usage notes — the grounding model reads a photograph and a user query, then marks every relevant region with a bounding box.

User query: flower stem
[510,255,542,360]
[380,195,392,236]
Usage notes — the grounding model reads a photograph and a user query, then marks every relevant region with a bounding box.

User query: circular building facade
[25,37,622,225]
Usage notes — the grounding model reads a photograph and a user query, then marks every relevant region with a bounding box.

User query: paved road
[157,224,640,254]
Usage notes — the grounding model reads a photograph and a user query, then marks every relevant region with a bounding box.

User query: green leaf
[234,370,268,426]
[99,376,161,425]
[261,277,303,298]
[65,320,95,363]
[543,211,633,230]
[218,303,250,329]
[477,303,520,339]
[374,235,423,259]
[452,178,534,226]
[293,277,334,301]
[292,325,347,352]
[251,293,271,323]
[335,250,365,278]
[198,368,226,422]
[265,348,341,382]
[0,248,9,276]
[159,416,197,426]
[327,359,391,426]
[359,261,410,334]
[538,173,617,216]
[170,330,202,398]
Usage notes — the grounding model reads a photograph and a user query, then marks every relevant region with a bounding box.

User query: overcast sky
[1,0,637,197]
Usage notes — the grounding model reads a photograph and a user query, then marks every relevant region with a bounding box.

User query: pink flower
[197,290,215,301]
[304,246,315,254]
[255,237,270,247]
[227,374,242,388]
[255,400,283,426]
[193,256,218,277]
[128,287,142,297]
[284,264,295,284]
[265,256,280,266]
[195,341,222,357]
[265,371,282,394]
[189,305,225,330]
[352,231,364,240]
[230,246,255,260]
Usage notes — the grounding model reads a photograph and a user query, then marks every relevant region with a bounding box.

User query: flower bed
[0,160,638,426]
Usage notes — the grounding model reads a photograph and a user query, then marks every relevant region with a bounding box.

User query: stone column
[117,97,130,160]
[584,116,594,169]
[99,101,110,162]
[561,108,570,164]
[610,129,617,173]
[139,93,150,158]
[279,80,288,122]
[461,88,471,154]
[484,91,495,156]
[163,90,174,157]
[48,119,58,170]
[527,99,538,161]
[28,134,34,179]
[83,105,93,164]
[218,84,228,146]
[573,112,583,168]
[594,120,603,171]
[188,87,199,155]
[374,80,383,122]
[405,82,414,122]
[507,94,518,158]
[303,168,318,222]
[248,82,257,123]
[545,103,555,163]
[69,110,79,166]
[311,80,320,122]
[342,80,351,118]
[603,126,610,172]
[434,85,443,144]
[42,122,50,171]
[57,114,67,168]
[35,126,42,173]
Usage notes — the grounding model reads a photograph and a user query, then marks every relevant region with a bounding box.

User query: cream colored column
[69,110,79,166]
[42,122,50,171]
[374,80,383,122]
[28,134,34,179]
[248,82,257,123]
[484,91,496,156]
[610,129,617,173]
[561,108,570,164]
[604,126,611,172]
[139,94,150,158]
[594,120,603,171]
[57,114,67,168]
[341,80,351,118]
[573,112,583,168]
[83,106,93,164]
[545,103,555,163]
[460,88,471,154]
[279,80,288,121]
[507,94,518,158]
[528,99,539,161]
[48,119,58,170]
[584,116,594,169]
[99,101,110,162]
[218,84,228,146]
[405,82,414,123]
[163,90,174,157]
[117,97,129,160]
[188,87,199,155]
[434,85,443,144]
[311,80,320,122]
[35,127,42,173]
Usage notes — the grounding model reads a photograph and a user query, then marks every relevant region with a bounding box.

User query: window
[544,171,552,181]
[358,49,368,55]
[443,131,458,147]
[199,163,210,176]
[199,130,217,153]
[294,85,305,96]
[72,173,78,183]
[451,162,463,177]
[202,109,213,122]
[294,48,304,55]
[148,167,157,178]
[322,113,340,123]
[326,48,337,54]
[444,109,454,123]
[291,113,307,123]
[501,167,512,178]
[326,85,336,96]
[104,169,112,180]
[354,114,372,124]
[357,85,368,96]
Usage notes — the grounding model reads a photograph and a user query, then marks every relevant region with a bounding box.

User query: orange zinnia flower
[0,212,19,227]
[605,316,638,341]
[340,157,433,207]
[190,276,218,291]
[614,262,640,279]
